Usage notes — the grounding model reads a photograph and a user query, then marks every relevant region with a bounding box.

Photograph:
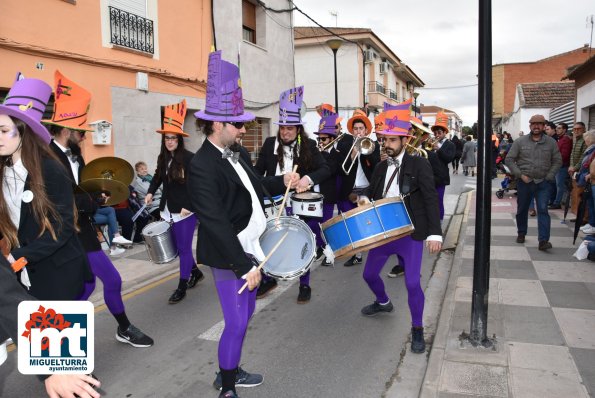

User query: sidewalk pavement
[420,186,595,398]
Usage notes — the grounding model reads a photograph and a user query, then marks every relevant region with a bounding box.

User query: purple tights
[363,235,425,327]
[436,185,446,220]
[171,214,197,280]
[79,250,125,315]
[212,267,257,370]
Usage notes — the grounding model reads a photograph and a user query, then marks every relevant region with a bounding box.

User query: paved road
[0,172,475,398]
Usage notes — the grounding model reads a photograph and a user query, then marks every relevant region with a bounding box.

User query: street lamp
[327,38,343,114]
[413,92,419,117]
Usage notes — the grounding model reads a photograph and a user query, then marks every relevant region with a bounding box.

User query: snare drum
[259,216,315,280]
[290,192,324,218]
[321,197,413,259]
[142,221,178,264]
[264,195,285,219]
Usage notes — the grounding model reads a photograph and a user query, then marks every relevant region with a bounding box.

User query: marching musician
[430,111,456,220]
[46,71,153,348]
[190,50,294,398]
[336,109,381,266]
[357,109,442,354]
[254,86,331,303]
[145,99,204,304]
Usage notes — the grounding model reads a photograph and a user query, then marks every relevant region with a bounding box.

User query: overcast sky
[292,0,594,125]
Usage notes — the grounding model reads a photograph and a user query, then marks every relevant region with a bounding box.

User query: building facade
[567,56,595,130]
[420,106,463,138]
[293,27,424,133]
[0,0,211,171]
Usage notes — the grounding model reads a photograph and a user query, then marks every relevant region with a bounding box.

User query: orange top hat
[374,112,386,132]
[382,109,413,137]
[431,111,449,133]
[156,99,189,137]
[347,109,372,133]
[316,103,343,124]
[42,70,92,131]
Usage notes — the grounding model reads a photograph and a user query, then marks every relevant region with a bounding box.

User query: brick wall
[493,47,592,115]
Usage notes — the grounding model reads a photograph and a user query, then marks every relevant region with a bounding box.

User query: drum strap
[238,158,277,205]
[382,166,400,198]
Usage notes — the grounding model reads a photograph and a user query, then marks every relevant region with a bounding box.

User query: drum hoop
[142,220,171,236]
[321,197,403,229]
[291,192,324,202]
[333,225,414,258]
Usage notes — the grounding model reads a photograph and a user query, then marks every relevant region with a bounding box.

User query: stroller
[495,163,517,199]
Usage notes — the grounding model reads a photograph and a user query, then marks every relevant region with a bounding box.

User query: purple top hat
[274,86,305,126]
[314,113,339,136]
[0,73,52,144]
[194,51,255,123]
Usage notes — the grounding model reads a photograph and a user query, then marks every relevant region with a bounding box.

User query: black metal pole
[470,0,492,346]
[332,48,339,113]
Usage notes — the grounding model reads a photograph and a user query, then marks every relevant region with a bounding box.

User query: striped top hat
[42,70,92,132]
[194,51,254,123]
[0,72,52,144]
[380,99,413,136]
[314,113,339,136]
[316,103,343,124]
[157,99,189,137]
[274,86,305,126]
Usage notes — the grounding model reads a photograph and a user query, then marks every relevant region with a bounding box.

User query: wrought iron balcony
[109,6,154,54]
[388,90,398,101]
[367,81,386,95]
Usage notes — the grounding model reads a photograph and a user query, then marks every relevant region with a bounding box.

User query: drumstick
[276,165,299,222]
[237,231,289,294]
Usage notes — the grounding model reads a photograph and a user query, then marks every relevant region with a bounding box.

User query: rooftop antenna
[329,10,338,27]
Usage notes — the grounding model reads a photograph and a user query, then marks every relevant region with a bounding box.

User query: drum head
[142,221,171,236]
[291,192,323,202]
[260,216,315,280]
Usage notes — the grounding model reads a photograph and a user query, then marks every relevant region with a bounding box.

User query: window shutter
[242,0,256,31]
[110,0,146,17]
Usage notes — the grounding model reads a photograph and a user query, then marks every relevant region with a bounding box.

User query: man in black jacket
[358,110,442,354]
[430,111,455,220]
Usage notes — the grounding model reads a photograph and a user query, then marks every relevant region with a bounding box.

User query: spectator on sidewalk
[461,135,476,176]
[550,122,572,209]
[568,122,587,218]
[131,161,161,218]
[451,135,463,174]
[505,114,562,251]
[576,130,595,234]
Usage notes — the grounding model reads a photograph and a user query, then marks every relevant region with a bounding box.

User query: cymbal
[78,178,129,206]
[81,157,134,186]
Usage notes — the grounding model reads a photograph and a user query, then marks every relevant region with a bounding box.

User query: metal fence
[109,6,154,54]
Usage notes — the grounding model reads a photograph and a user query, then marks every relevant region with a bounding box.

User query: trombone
[319,132,347,151]
[341,136,376,174]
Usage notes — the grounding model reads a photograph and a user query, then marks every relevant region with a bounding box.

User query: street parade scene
[0,0,595,397]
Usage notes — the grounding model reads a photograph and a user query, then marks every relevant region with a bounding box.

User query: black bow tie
[65,149,78,163]
[222,147,240,164]
[387,157,400,167]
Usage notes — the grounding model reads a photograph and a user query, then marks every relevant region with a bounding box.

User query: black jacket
[0,256,35,342]
[365,152,442,241]
[50,141,102,252]
[149,149,194,213]
[255,137,330,185]
[10,156,89,300]
[434,139,456,185]
[318,148,340,204]
[336,134,381,199]
[189,139,286,278]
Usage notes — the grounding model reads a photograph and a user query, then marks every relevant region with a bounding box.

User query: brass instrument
[320,132,347,151]
[341,136,376,174]
[78,157,134,206]
[405,120,433,158]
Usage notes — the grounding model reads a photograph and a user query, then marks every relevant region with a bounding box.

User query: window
[244,118,268,163]
[242,0,256,44]
[109,2,154,54]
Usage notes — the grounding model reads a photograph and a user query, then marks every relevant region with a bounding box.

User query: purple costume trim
[79,250,125,315]
[171,214,197,280]
[363,235,425,327]
[212,267,257,369]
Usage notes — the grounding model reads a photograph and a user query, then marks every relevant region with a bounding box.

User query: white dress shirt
[53,140,79,184]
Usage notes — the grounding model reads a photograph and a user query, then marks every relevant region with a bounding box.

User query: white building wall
[577,80,595,125]
[214,0,295,139]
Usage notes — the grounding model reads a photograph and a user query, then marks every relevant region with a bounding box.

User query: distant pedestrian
[549,122,572,209]
[505,114,562,251]
[451,135,463,174]
[461,135,477,176]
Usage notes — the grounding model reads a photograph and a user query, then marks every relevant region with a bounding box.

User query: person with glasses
[357,109,442,354]
[254,86,331,303]
[46,71,153,348]
[145,99,204,304]
[190,51,294,398]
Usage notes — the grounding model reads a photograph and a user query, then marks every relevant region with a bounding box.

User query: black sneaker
[168,288,186,304]
[256,278,277,299]
[538,241,552,251]
[387,265,404,278]
[187,267,204,289]
[315,246,324,261]
[361,301,394,316]
[344,254,363,267]
[219,390,239,398]
[213,367,264,390]
[115,324,154,348]
[411,327,426,353]
[297,285,311,303]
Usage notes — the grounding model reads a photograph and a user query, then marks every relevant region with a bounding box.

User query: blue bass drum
[321,197,413,258]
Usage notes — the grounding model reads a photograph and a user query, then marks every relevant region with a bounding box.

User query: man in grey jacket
[506,114,562,250]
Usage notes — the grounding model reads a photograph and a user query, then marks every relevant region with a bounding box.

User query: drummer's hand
[295,176,311,193]
[145,194,153,205]
[245,268,261,291]
[283,172,300,189]
[380,151,388,162]
[180,208,191,217]
[426,240,442,254]
[357,196,370,207]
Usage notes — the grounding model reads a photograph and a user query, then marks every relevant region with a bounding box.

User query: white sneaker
[582,226,595,235]
[580,224,593,232]
[110,247,126,256]
[112,235,133,245]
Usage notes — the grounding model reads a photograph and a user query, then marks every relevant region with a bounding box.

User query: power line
[418,83,478,90]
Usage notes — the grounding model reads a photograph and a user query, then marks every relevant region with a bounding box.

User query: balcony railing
[388,90,398,101]
[109,6,154,54]
[367,81,386,95]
